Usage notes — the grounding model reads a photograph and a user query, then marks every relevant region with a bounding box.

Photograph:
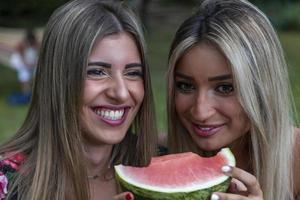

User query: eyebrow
[87,62,142,69]
[125,63,143,69]
[175,71,191,79]
[88,61,111,68]
[208,74,232,81]
[175,71,232,81]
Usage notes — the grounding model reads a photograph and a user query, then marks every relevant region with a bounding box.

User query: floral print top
[0,153,25,200]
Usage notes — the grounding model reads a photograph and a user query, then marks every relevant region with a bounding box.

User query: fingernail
[211,193,220,200]
[221,165,232,173]
[125,193,133,200]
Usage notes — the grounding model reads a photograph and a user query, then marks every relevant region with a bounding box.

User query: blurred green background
[0,0,299,142]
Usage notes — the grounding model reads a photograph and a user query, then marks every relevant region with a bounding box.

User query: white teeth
[198,126,213,131]
[105,111,109,118]
[94,108,125,120]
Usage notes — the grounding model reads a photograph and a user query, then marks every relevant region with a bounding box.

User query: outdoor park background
[0,0,300,142]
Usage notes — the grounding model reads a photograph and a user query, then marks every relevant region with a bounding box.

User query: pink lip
[93,105,130,110]
[91,105,130,127]
[192,123,224,137]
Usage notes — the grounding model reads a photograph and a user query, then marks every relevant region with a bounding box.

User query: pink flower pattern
[2,153,25,170]
[0,172,8,200]
[0,152,25,199]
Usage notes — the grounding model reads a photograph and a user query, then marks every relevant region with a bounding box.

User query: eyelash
[215,84,234,94]
[86,68,143,79]
[125,70,143,77]
[175,81,195,93]
[86,68,106,77]
[175,81,234,95]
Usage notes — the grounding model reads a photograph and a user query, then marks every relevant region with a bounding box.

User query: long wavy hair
[0,0,157,199]
[167,0,296,199]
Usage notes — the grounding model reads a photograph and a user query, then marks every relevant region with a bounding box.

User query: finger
[228,178,247,193]
[113,192,134,200]
[211,192,247,200]
[222,166,263,196]
[227,182,249,197]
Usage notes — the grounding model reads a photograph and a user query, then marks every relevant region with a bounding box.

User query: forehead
[176,42,231,76]
[88,32,141,64]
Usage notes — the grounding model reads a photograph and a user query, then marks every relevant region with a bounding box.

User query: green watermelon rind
[115,148,235,200]
[116,172,231,200]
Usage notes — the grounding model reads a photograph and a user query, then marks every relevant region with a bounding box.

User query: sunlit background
[0,0,300,142]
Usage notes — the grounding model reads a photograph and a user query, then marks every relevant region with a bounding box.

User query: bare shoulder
[293,128,300,198]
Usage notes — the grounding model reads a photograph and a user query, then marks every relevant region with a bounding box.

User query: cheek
[83,81,94,103]
[175,93,191,114]
[79,108,89,131]
[221,99,250,132]
[237,110,251,133]
[131,81,145,105]
[83,80,104,103]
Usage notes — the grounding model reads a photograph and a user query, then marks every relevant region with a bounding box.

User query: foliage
[0,0,68,27]
[274,3,300,31]
[251,2,300,31]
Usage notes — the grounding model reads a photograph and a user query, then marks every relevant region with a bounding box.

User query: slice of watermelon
[114,148,235,200]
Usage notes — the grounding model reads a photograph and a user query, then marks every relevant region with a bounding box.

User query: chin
[197,142,223,152]
[104,137,126,145]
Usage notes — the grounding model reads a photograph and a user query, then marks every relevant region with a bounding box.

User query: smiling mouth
[196,126,217,131]
[93,108,125,121]
[193,124,224,137]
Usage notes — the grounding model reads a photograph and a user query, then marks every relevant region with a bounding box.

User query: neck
[83,142,114,179]
[230,134,252,172]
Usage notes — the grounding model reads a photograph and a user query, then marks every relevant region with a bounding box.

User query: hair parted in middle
[36,0,156,167]
[0,0,157,199]
[167,0,295,199]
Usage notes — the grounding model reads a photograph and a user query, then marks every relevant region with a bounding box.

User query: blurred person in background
[9,28,39,103]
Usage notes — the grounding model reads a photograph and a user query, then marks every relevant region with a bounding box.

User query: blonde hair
[0,0,157,199]
[167,0,295,199]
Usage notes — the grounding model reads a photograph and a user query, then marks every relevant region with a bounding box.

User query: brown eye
[125,70,143,78]
[86,67,108,79]
[215,84,234,94]
[175,81,195,93]
[87,69,105,76]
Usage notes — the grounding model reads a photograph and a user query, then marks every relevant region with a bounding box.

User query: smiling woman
[167,0,300,199]
[174,43,250,152]
[82,33,145,146]
[0,0,157,200]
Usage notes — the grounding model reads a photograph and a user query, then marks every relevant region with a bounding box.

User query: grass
[0,31,300,142]
[280,32,300,123]
[0,66,28,141]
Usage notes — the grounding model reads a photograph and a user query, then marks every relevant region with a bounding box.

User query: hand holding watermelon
[211,166,263,200]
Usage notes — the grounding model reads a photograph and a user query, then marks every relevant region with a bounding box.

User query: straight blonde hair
[167,0,296,199]
[0,0,157,199]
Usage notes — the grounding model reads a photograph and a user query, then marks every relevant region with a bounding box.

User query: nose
[191,91,215,122]
[106,75,130,103]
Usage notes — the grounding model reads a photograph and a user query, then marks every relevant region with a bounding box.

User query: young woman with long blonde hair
[167,0,300,199]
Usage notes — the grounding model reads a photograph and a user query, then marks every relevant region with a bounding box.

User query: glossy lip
[192,123,224,137]
[91,105,130,127]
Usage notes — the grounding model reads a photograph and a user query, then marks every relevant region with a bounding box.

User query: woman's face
[174,43,250,151]
[81,32,144,146]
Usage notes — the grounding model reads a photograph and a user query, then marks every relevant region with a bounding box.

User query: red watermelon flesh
[119,152,228,189]
[115,148,236,199]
